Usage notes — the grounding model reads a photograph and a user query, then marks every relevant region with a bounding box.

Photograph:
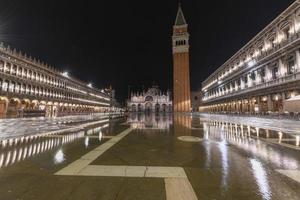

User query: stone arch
[2,80,9,91]
[15,82,21,93]
[155,103,160,112]
[145,102,152,112]
[7,98,21,117]
[266,30,277,47]
[279,20,292,39]
[162,104,167,112]
[131,104,137,112]
[168,104,172,112]
[137,104,142,112]
[145,96,154,102]
[0,60,4,72]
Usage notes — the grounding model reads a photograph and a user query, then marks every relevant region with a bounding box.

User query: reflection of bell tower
[172,3,191,112]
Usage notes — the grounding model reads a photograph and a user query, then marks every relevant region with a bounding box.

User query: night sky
[0,0,295,103]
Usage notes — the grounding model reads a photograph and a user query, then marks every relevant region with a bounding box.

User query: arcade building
[201,1,300,115]
[0,42,112,118]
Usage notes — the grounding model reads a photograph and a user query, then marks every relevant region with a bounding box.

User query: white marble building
[0,42,111,118]
[127,86,172,112]
[201,1,300,114]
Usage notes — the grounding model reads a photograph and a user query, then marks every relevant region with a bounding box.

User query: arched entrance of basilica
[138,104,142,112]
[145,102,152,112]
[155,104,160,113]
[131,104,137,112]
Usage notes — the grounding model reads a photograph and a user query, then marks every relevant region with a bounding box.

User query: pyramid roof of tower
[175,4,187,26]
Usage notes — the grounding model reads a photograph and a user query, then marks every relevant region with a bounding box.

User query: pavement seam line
[54,128,132,176]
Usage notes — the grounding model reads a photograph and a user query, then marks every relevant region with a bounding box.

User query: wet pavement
[0,113,119,139]
[0,113,299,199]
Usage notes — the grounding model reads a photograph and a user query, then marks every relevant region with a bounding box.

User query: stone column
[279,58,287,77]
[295,50,300,72]
[282,92,286,113]
[266,130,270,138]
[265,65,272,81]
[240,77,245,89]
[255,71,260,85]
[257,96,261,114]
[267,95,273,113]
[235,80,238,91]
[241,100,245,113]
[247,73,252,87]
[250,98,254,113]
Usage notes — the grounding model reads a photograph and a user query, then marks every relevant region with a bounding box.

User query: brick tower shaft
[172,4,191,112]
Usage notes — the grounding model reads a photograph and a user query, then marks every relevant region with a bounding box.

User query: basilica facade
[127,86,172,112]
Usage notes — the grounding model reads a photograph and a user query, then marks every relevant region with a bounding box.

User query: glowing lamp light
[247,60,256,68]
[253,50,260,57]
[291,92,296,98]
[296,136,300,147]
[88,83,92,88]
[295,22,300,33]
[62,71,69,77]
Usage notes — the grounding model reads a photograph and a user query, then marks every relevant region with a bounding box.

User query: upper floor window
[244,76,248,85]
[287,59,295,75]
[260,68,266,79]
[272,66,279,79]
[0,60,4,72]
[250,71,256,80]
[283,27,290,39]
[5,63,11,73]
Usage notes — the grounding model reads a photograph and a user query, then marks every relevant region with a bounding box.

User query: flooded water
[0,113,299,200]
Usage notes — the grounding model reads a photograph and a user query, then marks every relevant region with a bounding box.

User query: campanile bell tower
[172,4,191,112]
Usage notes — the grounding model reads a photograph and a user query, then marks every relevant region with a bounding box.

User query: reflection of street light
[54,149,65,164]
[88,83,92,88]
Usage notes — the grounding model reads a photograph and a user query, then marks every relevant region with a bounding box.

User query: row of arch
[0,60,66,88]
[0,78,67,99]
[0,78,110,107]
[131,103,172,112]
[204,50,299,101]
[204,7,300,90]
[0,59,110,106]
[0,96,107,118]
[175,40,187,46]
[203,90,298,114]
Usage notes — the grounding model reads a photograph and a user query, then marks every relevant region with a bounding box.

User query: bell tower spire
[175,3,187,26]
[172,4,191,112]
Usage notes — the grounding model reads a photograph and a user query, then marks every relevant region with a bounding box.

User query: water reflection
[127,113,172,130]
[54,148,65,164]
[0,114,115,139]
[250,159,271,200]
[202,120,300,170]
[84,137,89,148]
[218,139,228,190]
[173,114,192,129]
[197,115,300,199]
[0,122,109,168]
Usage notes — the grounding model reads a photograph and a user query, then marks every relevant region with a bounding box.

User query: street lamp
[62,71,69,77]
